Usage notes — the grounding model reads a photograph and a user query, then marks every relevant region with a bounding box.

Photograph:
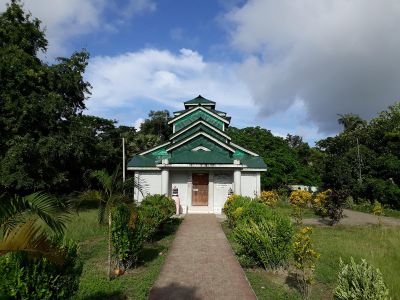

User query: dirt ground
[304,209,400,226]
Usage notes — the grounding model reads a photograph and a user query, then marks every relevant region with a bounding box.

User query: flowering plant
[293,226,320,299]
[312,189,332,217]
[260,190,279,207]
[289,190,312,224]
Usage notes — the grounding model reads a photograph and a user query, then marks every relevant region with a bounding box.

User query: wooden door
[192,173,209,206]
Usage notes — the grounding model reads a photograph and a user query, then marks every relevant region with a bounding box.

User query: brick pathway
[149,214,256,300]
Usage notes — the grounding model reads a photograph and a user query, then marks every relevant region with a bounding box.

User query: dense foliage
[233,212,294,270]
[0,1,90,193]
[111,203,144,269]
[0,239,82,299]
[227,127,322,189]
[138,194,176,240]
[110,194,175,273]
[0,2,169,195]
[224,195,294,270]
[317,103,400,209]
[334,258,390,300]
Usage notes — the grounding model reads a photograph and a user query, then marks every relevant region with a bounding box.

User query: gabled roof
[169,150,232,164]
[168,106,230,125]
[230,142,259,157]
[166,131,235,153]
[173,108,226,117]
[184,95,215,106]
[170,120,231,141]
[128,95,267,171]
[139,142,170,155]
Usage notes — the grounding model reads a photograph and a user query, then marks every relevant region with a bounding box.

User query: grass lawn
[274,200,317,219]
[222,222,400,300]
[64,209,180,300]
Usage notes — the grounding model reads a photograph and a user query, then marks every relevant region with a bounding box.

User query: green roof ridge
[184,95,216,105]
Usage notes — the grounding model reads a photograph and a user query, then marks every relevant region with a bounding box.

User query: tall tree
[139,110,172,141]
[319,103,400,208]
[337,113,366,132]
[0,1,91,194]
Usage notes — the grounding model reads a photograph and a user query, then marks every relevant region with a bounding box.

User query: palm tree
[337,113,366,132]
[0,192,70,264]
[90,167,142,279]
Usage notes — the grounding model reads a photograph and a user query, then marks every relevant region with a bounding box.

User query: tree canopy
[227,127,322,189]
[318,103,400,208]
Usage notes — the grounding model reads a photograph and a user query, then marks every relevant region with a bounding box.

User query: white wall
[240,172,259,198]
[170,172,189,214]
[134,171,162,201]
[134,170,261,214]
[213,173,233,213]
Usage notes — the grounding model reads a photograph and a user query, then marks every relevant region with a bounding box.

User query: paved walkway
[304,209,400,226]
[149,215,256,300]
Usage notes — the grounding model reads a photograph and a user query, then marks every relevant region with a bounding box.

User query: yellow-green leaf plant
[293,226,320,300]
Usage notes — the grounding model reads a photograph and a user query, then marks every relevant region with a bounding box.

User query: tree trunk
[108,210,112,280]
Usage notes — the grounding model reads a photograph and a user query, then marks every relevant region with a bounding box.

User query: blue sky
[2,0,400,145]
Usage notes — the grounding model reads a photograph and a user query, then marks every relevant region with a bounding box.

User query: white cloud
[0,0,106,57]
[85,47,326,144]
[226,0,400,133]
[85,48,254,115]
[123,0,156,18]
[134,118,145,131]
[0,0,156,58]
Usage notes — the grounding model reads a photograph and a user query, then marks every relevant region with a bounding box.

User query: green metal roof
[169,150,232,164]
[174,109,225,132]
[127,155,158,167]
[184,95,215,105]
[240,156,267,169]
[128,95,266,170]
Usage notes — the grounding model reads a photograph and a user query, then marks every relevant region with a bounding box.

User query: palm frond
[22,193,71,234]
[0,193,70,237]
[0,220,65,264]
[91,170,114,196]
[111,165,124,193]
[123,176,145,197]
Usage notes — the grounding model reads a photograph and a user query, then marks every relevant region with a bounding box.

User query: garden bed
[65,209,181,300]
[222,221,400,299]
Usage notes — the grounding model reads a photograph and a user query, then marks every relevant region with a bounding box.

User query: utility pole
[122,137,126,183]
[356,137,362,183]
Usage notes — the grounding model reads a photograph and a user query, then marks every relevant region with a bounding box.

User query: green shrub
[364,178,400,209]
[138,194,175,240]
[334,257,390,300]
[325,190,345,225]
[0,239,82,300]
[233,201,272,227]
[233,211,294,270]
[223,195,253,228]
[112,203,145,269]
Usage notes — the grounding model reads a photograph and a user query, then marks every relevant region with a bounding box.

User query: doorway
[192,173,209,206]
